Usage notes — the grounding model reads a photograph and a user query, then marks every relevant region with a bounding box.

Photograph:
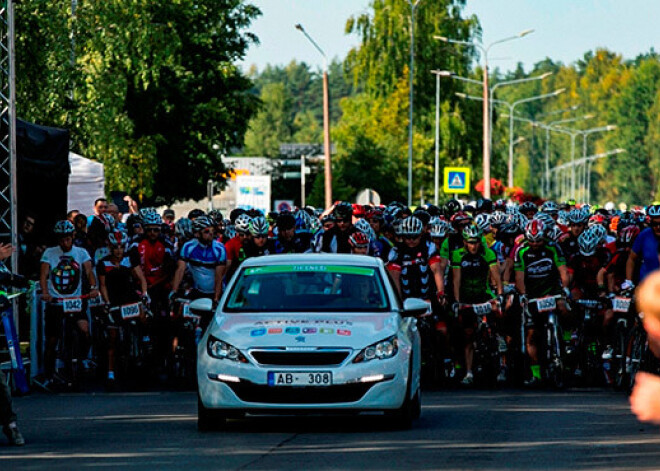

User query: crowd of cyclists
[31,195,660,393]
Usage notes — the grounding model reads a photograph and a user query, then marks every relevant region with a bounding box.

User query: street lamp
[295,23,333,208]
[405,0,423,206]
[435,28,534,198]
[431,70,453,205]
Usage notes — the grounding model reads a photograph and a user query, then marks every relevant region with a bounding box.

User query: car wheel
[197,395,228,432]
[387,362,421,429]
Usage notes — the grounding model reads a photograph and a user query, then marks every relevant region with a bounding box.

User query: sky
[241,0,659,73]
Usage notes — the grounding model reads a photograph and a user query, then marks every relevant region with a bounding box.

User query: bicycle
[170,293,201,388]
[572,297,610,386]
[610,291,633,390]
[524,294,566,389]
[107,299,151,383]
[458,299,502,387]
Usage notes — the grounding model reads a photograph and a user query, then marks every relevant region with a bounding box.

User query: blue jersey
[180,239,227,294]
[631,227,659,282]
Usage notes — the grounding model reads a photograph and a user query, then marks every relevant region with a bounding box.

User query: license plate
[63,298,83,313]
[536,296,556,312]
[613,297,631,313]
[473,302,492,315]
[121,303,141,319]
[268,371,332,387]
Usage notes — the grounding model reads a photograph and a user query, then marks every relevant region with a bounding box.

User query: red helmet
[525,219,545,243]
[349,231,370,248]
[352,204,366,219]
[450,211,473,228]
[617,225,640,246]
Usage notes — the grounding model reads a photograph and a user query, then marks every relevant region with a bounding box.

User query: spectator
[107,203,125,232]
[87,198,108,226]
[630,271,660,423]
[18,213,43,279]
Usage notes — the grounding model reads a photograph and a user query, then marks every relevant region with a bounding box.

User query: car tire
[387,362,421,429]
[197,395,228,432]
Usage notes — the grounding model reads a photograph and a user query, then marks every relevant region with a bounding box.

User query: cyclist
[625,204,660,289]
[367,208,394,261]
[320,202,357,254]
[600,225,640,293]
[171,215,227,311]
[272,212,297,254]
[515,219,570,385]
[40,220,98,384]
[97,230,149,384]
[348,231,371,255]
[451,224,504,385]
[560,208,589,264]
[224,213,252,280]
[238,216,276,262]
[387,216,443,301]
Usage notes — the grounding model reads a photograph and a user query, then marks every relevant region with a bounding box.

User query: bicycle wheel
[545,321,565,389]
[627,325,646,395]
[613,321,628,391]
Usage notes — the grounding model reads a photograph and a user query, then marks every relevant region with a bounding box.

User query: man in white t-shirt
[39,220,98,382]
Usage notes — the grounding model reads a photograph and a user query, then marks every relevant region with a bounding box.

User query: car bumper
[198,353,409,411]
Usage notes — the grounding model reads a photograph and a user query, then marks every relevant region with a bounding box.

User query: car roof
[239,253,383,268]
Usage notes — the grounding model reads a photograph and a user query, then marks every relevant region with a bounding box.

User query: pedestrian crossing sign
[443,167,470,194]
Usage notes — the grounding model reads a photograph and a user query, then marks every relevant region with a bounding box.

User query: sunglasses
[651,222,660,228]
[404,235,420,241]
[337,219,351,224]
[201,229,213,235]
[466,240,480,245]
[146,227,161,233]
[253,235,267,239]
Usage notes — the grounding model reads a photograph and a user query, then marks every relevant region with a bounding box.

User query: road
[1,388,659,470]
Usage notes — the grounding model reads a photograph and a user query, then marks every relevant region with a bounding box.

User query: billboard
[236,175,271,214]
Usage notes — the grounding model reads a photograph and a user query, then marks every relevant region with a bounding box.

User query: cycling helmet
[107,230,129,248]
[557,210,569,226]
[578,229,600,256]
[224,224,236,240]
[333,201,353,220]
[494,199,507,212]
[429,219,451,238]
[366,209,384,222]
[474,213,491,232]
[248,216,269,236]
[309,216,322,235]
[228,208,246,224]
[534,212,555,228]
[412,209,431,226]
[443,199,461,217]
[618,225,640,246]
[475,198,493,213]
[142,212,162,227]
[294,210,312,234]
[498,222,521,238]
[276,212,296,231]
[566,208,587,225]
[54,220,75,235]
[139,207,158,219]
[450,211,473,228]
[462,224,483,241]
[588,213,606,227]
[192,215,213,233]
[525,219,545,243]
[354,218,376,240]
[590,223,607,243]
[519,201,538,215]
[545,224,564,243]
[352,204,366,219]
[509,212,529,231]
[349,231,370,248]
[175,218,193,240]
[392,218,404,236]
[399,216,423,236]
[541,201,559,214]
[235,214,253,234]
[207,209,224,225]
[320,214,335,225]
[490,211,507,228]
[505,202,519,215]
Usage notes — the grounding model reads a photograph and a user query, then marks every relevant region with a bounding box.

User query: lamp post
[431,70,453,205]
[435,29,533,198]
[295,24,333,208]
[404,0,423,206]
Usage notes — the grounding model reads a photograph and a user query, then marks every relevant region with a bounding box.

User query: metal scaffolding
[0,0,16,270]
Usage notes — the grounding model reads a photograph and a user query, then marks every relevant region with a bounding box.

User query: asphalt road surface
[2,388,659,470]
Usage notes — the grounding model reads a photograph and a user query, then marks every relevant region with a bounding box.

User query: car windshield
[224,264,390,313]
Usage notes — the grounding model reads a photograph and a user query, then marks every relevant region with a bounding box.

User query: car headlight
[353,335,398,363]
[207,336,248,363]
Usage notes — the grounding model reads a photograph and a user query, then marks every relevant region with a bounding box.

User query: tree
[243,83,294,157]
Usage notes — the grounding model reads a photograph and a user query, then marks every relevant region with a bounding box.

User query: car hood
[209,312,400,349]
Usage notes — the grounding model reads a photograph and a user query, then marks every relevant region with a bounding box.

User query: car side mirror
[402,298,430,317]
[189,298,214,316]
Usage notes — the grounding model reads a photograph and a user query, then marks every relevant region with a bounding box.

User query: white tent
[67,152,105,216]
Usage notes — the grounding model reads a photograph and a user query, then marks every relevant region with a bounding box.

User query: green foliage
[16,0,261,204]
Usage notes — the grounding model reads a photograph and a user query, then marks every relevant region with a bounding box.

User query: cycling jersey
[320,226,356,254]
[605,248,631,288]
[387,243,441,300]
[96,253,141,306]
[238,239,277,263]
[632,227,660,282]
[441,233,488,261]
[179,239,226,295]
[451,246,497,302]
[514,243,565,297]
[559,233,580,265]
[130,236,174,287]
[568,247,611,296]
[41,246,91,298]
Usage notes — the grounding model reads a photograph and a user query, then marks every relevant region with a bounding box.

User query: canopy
[67,152,105,216]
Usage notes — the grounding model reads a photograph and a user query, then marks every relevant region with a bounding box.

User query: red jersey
[130,237,174,288]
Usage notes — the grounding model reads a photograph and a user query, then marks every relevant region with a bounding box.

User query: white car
[194,254,424,430]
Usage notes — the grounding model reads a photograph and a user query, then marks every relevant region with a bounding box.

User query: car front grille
[250,349,351,366]
[226,381,375,404]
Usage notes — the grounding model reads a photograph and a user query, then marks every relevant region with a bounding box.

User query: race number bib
[63,298,83,313]
[612,297,631,313]
[473,302,492,315]
[120,303,141,320]
[536,296,556,313]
